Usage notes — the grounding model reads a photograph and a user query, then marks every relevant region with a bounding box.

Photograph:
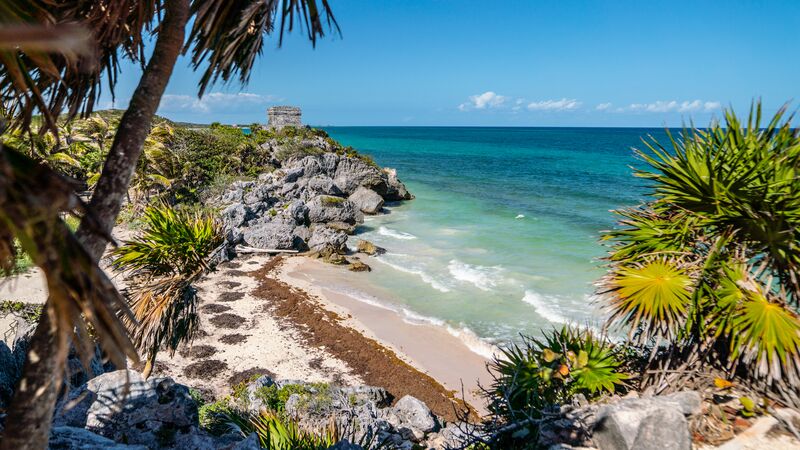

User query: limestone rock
[386,395,438,441]
[333,158,387,195]
[222,203,251,228]
[53,370,199,448]
[288,201,309,224]
[308,175,343,196]
[49,426,148,450]
[592,394,693,450]
[356,240,385,256]
[242,223,297,249]
[348,186,385,215]
[307,227,348,254]
[382,168,413,201]
[283,166,305,183]
[307,195,364,225]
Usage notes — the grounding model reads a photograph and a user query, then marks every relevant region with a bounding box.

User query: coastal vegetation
[0,0,338,447]
[112,203,223,378]
[599,104,800,404]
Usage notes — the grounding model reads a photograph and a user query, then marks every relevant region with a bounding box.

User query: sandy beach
[1,250,490,419]
[277,256,492,410]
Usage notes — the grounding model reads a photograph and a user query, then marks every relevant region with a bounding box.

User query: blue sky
[102,0,800,127]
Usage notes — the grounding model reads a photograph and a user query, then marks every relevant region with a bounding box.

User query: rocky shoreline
[216,133,413,270]
[2,128,800,449]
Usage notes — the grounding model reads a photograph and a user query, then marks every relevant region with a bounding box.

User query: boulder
[348,187,385,215]
[242,223,297,250]
[307,195,364,225]
[283,166,305,183]
[348,260,371,272]
[53,370,199,448]
[288,201,309,225]
[356,240,385,256]
[333,157,387,195]
[221,204,251,228]
[49,426,148,450]
[382,168,413,201]
[385,395,438,441]
[307,227,348,254]
[308,175,343,196]
[592,394,694,450]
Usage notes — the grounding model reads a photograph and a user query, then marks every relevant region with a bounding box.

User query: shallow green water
[321,127,667,352]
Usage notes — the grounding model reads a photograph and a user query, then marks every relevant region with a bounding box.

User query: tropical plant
[223,409,338,450]
[1,2,337,445]
[112,203,222,378]
[490,326,628,419]
[0,140,138,448]
[598,102,800,404]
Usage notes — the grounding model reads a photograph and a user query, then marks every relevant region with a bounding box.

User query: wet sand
[277,256,493,412]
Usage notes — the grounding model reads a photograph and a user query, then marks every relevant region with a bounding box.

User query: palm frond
[0,142,138,368]
[186,0,339,96]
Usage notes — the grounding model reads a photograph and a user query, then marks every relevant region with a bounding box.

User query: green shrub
[198,399,235,436]
[112,203,223,377]
[222,409,337,450]
[490,326,627,418]
[597,102,800,396]
[251,383,331,413]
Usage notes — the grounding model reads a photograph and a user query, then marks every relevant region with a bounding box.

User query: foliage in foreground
[0,141,138,379]
[598,102,800,401]
[112,203,223,377]
[483,325,628,448]
[224,409,338,450]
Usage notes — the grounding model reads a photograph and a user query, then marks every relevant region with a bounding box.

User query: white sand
[153,254,361,397]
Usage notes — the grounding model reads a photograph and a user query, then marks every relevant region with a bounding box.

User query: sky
[101,0,800,127]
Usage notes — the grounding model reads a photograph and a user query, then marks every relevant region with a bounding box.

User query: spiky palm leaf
[0,141,138,369]
[604,259,694,340]
[599,102,800,395]
[112,203,222,376]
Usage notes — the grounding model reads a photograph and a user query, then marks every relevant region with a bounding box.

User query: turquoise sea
[321,127,668,354]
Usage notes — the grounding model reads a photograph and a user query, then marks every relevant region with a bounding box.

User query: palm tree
[0,2,337,447]
[598,103,800,405]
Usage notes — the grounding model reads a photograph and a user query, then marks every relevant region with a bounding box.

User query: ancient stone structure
[267,106,302,128]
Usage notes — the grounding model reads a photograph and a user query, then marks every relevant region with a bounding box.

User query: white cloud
[527,98,582,111]
[621,99,721,113]
[158,92,280,114]
[595,102,612,111]
[458,91,508,111]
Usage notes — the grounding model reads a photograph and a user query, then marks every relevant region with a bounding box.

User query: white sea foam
[522,290,571,324]
[515,214,525,219]
[378,226,417,240]
[374,256,451,293]
[320,285,497,358]
[447,259,503,291]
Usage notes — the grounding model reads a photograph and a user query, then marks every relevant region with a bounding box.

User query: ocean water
[321,127,668,352]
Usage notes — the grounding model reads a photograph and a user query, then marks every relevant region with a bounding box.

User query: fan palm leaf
[604,259,693,340]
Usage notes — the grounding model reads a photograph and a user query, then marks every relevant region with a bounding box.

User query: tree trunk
[0,2,189,448]
[76,0,189,261]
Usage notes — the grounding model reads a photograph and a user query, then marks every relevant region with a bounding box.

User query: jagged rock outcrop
[307,195,363,225]
[536,391,702,450]
[214,144,412,255]
[348,186,385,214]
[239,377,442,449]
[52,370,252,449]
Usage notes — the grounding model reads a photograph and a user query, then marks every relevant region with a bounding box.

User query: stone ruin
[268,106,302,129]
